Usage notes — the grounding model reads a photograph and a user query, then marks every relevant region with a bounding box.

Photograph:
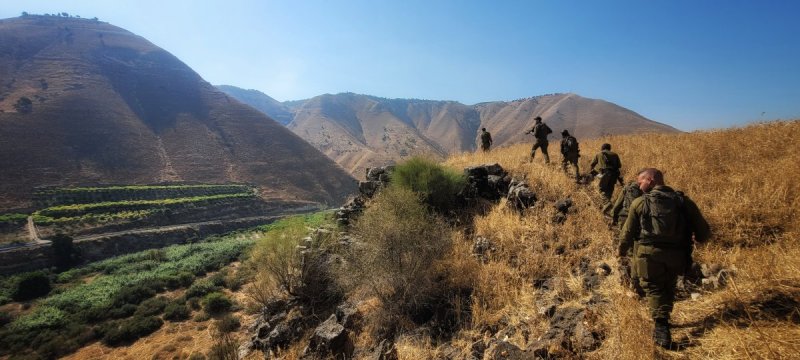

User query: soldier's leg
[638,246,685,348]
[530,144,539,161]
[541,142,550,163]
[561,157,569,173]
[572,158,580,180]
[630,242,644,297]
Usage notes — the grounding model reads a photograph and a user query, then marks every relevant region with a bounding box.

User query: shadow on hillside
[672,289,800,350]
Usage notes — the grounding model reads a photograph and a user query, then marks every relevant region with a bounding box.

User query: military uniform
[618,185,710,347]
[610,181,644,292]
[590,150,622,211]
[527,123,552,163]
[560,135,580,180]
[480,131,493,152]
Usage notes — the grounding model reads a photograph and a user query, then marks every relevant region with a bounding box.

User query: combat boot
[653,319,672,349]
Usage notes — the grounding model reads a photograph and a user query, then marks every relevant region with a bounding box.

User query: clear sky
[2,0,799,130]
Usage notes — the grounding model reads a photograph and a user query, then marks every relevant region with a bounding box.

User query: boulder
[483,340,528,360]
[305,314,351,358]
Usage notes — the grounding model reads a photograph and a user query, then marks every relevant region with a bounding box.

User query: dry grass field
[429,120,800,359]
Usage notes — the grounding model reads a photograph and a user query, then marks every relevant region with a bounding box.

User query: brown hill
[0,15,355,211]
[230,91,676,177]
[216,85,294,125]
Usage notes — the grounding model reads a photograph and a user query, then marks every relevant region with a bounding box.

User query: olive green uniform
[590,150,622,211]
[527,123,552,163]
[480,131,493,152]
[610,181,644,290]
[560,136,580,180]
[618,186,710,322]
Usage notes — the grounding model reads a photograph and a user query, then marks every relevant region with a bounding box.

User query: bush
[164,302,191,321]
[100,315,163,346]
[105,303,137,319]
[215,314,240,333]
[390,156,466,211]
[186,279,219,299]
[112,283,156,307]
[134,296,168,317]
[11,271,51,301]
[342,186,452,329]
[0,311,12,327]
[207,332,238,360]
[202,293,232,315]
[165,271,195,289]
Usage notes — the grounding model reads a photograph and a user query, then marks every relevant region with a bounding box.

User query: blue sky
[2,1,799,130]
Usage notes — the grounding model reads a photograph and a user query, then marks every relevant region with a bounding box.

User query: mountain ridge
[220,87,679,176]
[0,15,356,211]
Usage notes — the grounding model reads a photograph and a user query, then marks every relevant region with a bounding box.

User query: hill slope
[0,16,355,210]
[222,88,679,177]
[215,85,294,125]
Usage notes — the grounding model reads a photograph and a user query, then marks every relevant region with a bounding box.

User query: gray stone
[306,314,349,357]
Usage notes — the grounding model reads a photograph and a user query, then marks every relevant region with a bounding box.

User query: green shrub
[100,315,163,346]
[134,296,168,317]
[390,156,466,211]
[186,279,219,299]
[343,186,452,329]
[164,302,191,321]
[112,283,156,307]
[0,311,12,327]
[106,303,137,319]
[11,271,51,301]
[166,271,195,289]
[215,314,240,333]
[209,271,227,287]
[202,293,232,315]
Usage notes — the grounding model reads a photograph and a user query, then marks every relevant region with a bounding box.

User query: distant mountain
[0,15,355,210]
[216,85,294,125]
[224,90,679,176]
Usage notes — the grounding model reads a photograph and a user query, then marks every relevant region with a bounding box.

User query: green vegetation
[202,292,233,314]
[0,213,27,223]
[0,212,331,358]
[34,184,253,208]
[36,193,254,219]
[10,271,51,301]
[390,156,466,211]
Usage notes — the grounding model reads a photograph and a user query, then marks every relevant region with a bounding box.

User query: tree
[21,11,29,17]
[51,233,78,270]
[13,97,32,114]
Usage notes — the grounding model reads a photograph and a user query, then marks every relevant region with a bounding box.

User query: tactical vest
[620,183,643,218]
[639,190,687,247]
[533,123,552,140]
[601,151,620,172]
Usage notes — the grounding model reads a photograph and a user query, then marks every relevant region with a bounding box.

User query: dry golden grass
[430,120,800,359]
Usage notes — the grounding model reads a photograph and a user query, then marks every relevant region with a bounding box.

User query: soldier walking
[611,177,645,295]
[479,128,493,152]
[525,116,552,163]
[590,143,622,213]
[559,130,580,181]
[617,168,710,349]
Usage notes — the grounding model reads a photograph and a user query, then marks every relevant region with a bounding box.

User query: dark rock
[471,339,487,359]
[305,314,350,358]
[370,339,398,360]
[552,212,567,224]
[359,181,381,197]
[506,180,536,213]
[336,302,360,329]
[554,198,573,213]
[483,340,528,360]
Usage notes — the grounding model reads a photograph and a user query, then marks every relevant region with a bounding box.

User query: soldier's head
[601,143,611,151]
[482,128,487,132]
[534,116,542,123]
[636,168,664,193]
[561,130,570,137]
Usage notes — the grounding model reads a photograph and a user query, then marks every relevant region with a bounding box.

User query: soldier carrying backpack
[617,168,711,349]
[525,116,552,163]
[560,130,580,181]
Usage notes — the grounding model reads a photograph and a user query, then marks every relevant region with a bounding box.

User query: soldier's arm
[590,154,598,170]
[610,189,625,223]
[618,198,643,257]
[684,197,711,243]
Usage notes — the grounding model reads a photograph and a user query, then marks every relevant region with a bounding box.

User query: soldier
[479,128,493,152]
[524,116,552,163]
[559,130,580,181]
[590,143,622,213]
[611,177,645,296]
[618,168,710,349]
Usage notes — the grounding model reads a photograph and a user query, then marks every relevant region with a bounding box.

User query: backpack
[621,183,643,215]
[601,151,621,171]
[640,190,686,245]
[534,123,552,139]
[561,136,579,154]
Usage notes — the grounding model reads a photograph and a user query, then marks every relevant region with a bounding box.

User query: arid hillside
[221,88,679,177]
[0,15,355,211]
[216,85,294,125]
